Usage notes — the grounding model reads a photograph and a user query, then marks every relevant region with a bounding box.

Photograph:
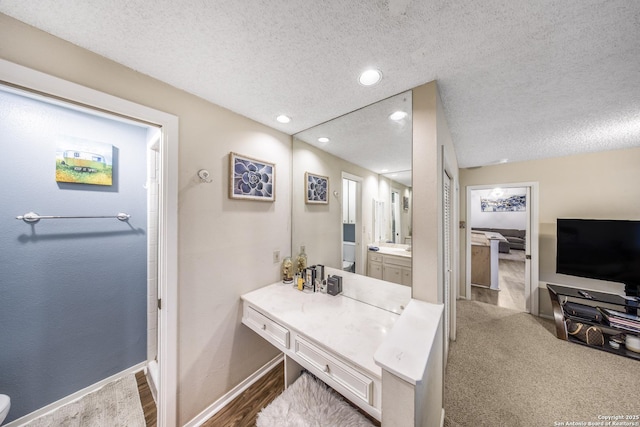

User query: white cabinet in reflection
[367,250,411,286]
[342,178,357,224]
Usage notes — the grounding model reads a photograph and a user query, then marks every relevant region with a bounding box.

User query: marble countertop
[374,299,444,385]
[241,281,401,378]
[325,267,411,314]
[377,246,411,258]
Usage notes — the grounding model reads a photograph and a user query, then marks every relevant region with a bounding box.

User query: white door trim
[465,182,539,316]
[0,59,179,426]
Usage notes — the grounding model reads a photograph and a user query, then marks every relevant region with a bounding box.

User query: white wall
[470,187,527,230]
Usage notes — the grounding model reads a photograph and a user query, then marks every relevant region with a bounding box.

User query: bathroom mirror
[291,91,412,312]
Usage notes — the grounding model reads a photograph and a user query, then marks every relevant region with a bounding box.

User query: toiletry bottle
[296,246,307,274]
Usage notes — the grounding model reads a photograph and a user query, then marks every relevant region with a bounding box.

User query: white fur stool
[257,372,374,427]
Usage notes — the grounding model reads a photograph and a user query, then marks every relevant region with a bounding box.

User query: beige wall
[459,147,640,316]
[0,14,291,425]
[412,81,459,305]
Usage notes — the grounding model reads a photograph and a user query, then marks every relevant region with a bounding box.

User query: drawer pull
[324,364,330,373]
[262,324,267,330]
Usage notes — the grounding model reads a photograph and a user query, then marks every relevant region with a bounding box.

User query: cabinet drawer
[295,337,373,405]
[244,306,290,349]
[383,254,411,268]
[368,252,383,263]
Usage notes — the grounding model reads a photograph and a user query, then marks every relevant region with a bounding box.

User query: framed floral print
[305,172,329,204]
[229,152,275,201]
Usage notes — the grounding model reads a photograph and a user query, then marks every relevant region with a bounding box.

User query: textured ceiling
[1,1,639,168]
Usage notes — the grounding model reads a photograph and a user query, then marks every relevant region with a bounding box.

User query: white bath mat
[22,374,145,427]
[257,372,374,427]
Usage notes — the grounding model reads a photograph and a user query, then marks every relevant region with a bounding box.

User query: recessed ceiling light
[276,115,291,123]
[389,111,407,121]
[381,169,389,173]
[318,137,330,143]
[358,69,382,86]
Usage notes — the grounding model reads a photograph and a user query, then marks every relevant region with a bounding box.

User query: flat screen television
[556,219,640,296]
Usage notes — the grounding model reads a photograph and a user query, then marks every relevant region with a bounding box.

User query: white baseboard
[5,361,146,427]
[440,408,445,427]
[184,354,284,427]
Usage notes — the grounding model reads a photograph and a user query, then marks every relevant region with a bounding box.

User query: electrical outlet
[273,250,280,263]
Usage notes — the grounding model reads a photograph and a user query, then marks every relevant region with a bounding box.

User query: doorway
[465,183,539,315]
[0,60,178,425]
[342,173,363,275]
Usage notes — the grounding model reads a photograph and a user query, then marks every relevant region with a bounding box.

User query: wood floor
[135,364,284,427]
[137,360,380,427]
[471,250,526,311]
[136,370,157,427]
[201,361,285,427]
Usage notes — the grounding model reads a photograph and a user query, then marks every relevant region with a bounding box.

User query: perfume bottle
[296,246,307,274]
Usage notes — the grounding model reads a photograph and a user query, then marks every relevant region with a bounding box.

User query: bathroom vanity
[367,245,412,286]
[241,268,444,426]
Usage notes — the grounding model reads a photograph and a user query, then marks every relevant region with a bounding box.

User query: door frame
[0,59,179,426]
[465,182,539,316]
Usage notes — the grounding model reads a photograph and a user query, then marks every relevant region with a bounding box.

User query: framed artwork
[229,152,275,201]
[403,196,409,211]
[55,138,113,186]
[481,194,526,212]
[305,172,329,204]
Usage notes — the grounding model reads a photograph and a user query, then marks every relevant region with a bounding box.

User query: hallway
[471,250,525,312]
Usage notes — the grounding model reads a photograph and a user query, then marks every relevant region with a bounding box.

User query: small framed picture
[56,138,114,186]
[403,196,409,211]
[229,152,275,202]
[305,172,329,204]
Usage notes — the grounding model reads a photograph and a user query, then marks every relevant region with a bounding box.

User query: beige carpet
[23,374,145,427]
[445,300,640,427]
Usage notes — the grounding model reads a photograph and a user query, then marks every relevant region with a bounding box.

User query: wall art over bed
[229,152,275,201]
[305,172,329,204]
[481,194,526,212]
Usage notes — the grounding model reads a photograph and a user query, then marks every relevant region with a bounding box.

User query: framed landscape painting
[305,172,329,204]
[229,152,275,201]
[55,138,113,186]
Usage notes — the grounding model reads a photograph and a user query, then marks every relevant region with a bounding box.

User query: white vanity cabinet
[241,283,395,421]
[241,275,445,427]
[367,251,412,286]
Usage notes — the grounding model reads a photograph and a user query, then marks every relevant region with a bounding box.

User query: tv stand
[547,284,640,360]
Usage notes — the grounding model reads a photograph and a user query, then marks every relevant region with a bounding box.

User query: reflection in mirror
[292,91,412,312]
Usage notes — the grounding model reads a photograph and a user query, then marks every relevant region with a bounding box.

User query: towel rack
[16,211,130,223]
